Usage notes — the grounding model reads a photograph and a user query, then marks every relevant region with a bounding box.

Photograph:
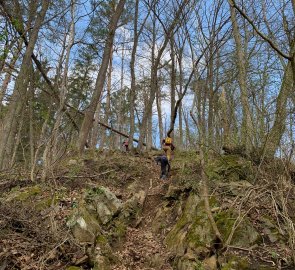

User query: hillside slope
[0,150,294,270]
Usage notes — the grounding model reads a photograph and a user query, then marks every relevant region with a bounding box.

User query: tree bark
[0,0,49,169]
[229,0,254,153]
[99,47,113,149]
[0,40,23,105]
[266,62,293,156]
[78,0,126,154]
[156,78,164,142]
[128,0,144,150]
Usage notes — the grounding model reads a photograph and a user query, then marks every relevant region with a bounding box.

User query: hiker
[122,139,129,152]
[162,135,175,161]
[155,155,170,179]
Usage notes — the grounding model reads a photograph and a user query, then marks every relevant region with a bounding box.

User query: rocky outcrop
[66,186,146,269]
[154,188,260,270]
[84,186,122,224]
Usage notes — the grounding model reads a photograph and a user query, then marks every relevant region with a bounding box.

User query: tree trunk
[42,0,75,179]
[229,0,254,154]
[178,50,184,149]
[0,39,23,105]
[78,0,126,154]
[137,0,189,151]
[156,79,164,142]
[99,47,113,149]
[266,62,293,156]
[129,0,140,150]
[116,31,126,148]
[219,87,230,146]
[207,44,215,147]
[29,69,35,167]
[170,39,176,131]
[0,0,49,169]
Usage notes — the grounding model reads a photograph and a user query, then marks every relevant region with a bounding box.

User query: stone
[4,185,41,202]
[165,193,260,268]
[85,187,122,224]
[92,254,110,270]
[68,159,78,165]
[203,255,218,270]
[120,190,146,222]
[165,185,183,199]
[67,206,101,243]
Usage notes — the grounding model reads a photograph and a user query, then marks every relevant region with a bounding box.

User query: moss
[221,256,249,270]
[206,155,253,182]
[66,267,81,270]
[5,185,41,202]
[96,234,108,246]
[215,210,261,247]
[176,257,204,270]
[35,197,54,210]
[215,211,236,240]
[111,219,127,242]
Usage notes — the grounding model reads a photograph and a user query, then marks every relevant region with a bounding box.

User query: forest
[0,0,295,269]
[0,0,293,170]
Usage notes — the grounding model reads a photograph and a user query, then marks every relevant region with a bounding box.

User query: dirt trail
[112,161,173,270]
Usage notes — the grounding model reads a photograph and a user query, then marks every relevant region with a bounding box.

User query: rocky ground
[0,150,295,269]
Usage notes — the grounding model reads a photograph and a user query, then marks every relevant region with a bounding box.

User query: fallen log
[97,121,159,151]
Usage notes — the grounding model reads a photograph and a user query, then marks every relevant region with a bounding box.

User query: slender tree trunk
[99,47,113,149]
[0,40,23,105]
[229,0,254,153]
[91,102,102,149]
[183,109,192,148]
[129,0,140,150]
[116,32,126,148]
[147,109,153,149]
[266,62,293,156]
[137,0,189,151]
[10,110,24,168]
[219,87,230,147]
[42,0,75,180]
[178,50,184,149]
[207,45,215,147]
[78,0,126,154]
[170,39,176,131]
[29,71,35,167]
[156,80,164,142]
[0,0,49,169]
[52,0,75,157]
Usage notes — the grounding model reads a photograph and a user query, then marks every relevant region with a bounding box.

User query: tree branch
[230,0,291,60]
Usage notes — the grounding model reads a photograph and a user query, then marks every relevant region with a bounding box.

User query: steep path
[111,159,173,270]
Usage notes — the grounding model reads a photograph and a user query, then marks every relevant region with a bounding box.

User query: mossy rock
[84,186,122,225]
[165,193,202,255]
[220,255,276,270]
[92,255,110,270]
[206,155,253,182]
[4,185,41,202]
[176,257,204,270]
[109,190,146,243]
[166,193,260,261]
[67,205,101,243]
[66,267,82,270]
[221,256,249,270]
[215,210,260,247]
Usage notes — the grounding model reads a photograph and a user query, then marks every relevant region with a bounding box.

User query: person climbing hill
[122,139,129,152]
[154,155,170,179]
[162,135,175,161]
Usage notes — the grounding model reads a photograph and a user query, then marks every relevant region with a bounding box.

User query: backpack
[165,137,172,144]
